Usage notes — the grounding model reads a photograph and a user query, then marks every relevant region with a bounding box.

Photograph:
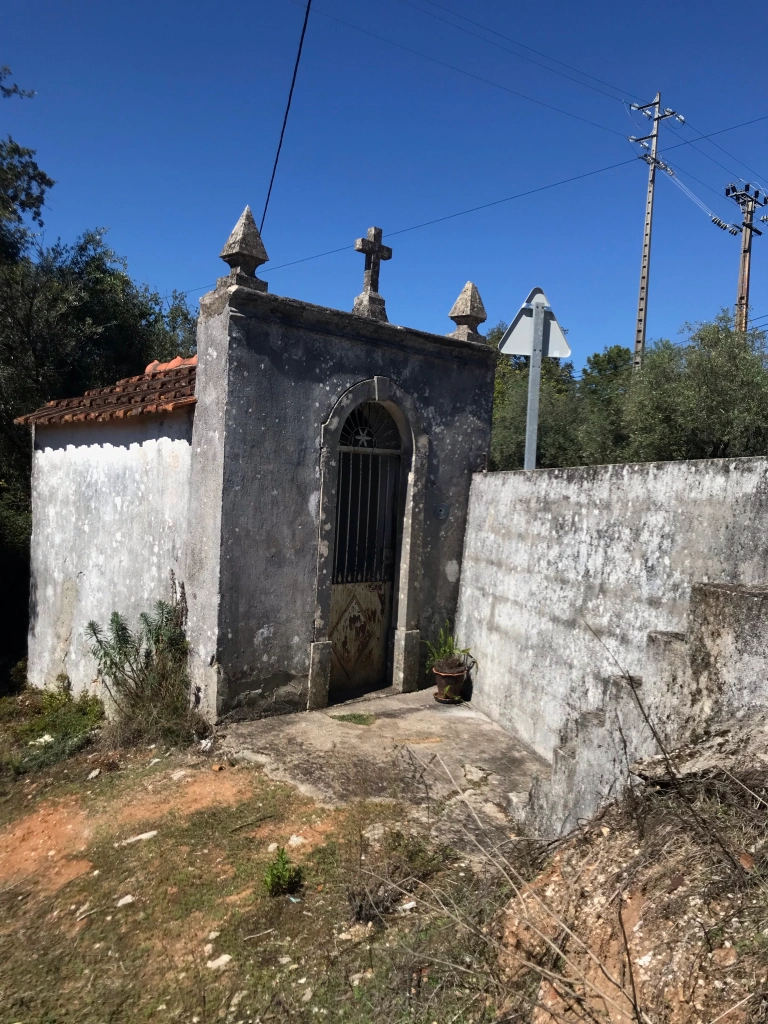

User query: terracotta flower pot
[432,666,466,704]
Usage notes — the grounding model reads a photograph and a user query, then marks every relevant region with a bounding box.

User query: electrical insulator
[676,114,685,123]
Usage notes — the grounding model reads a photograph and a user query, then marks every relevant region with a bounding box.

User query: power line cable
[660,119,746,181]
[285,0,627,138]
[167,156,638,298]
[663,113,768,153]
[661,156,734,205]
[411,0,640,101]
[260,0,313,232]
[392,0,628,102]
[661,166,718,218]
[407,2,768,188]
[399,0,767,188]
[684,118,768,188]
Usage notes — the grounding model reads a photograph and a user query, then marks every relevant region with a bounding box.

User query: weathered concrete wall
[187,282,495,719]
[455,459,768,834]
[28,413,193,695]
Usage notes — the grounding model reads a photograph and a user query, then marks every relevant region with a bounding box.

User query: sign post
[499,288,570,471]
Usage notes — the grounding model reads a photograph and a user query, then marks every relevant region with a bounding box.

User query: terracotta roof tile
[15,355,197,428]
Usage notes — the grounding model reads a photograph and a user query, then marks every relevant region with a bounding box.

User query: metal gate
[329,403,401,697]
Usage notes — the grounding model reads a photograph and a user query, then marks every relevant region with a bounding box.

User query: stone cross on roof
[447,281,487,343]
[219,206,269,292]
[352,226,392,322]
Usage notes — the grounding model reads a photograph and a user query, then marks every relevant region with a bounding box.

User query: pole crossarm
[725,183,768,331]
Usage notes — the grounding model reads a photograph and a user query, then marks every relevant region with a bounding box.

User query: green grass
[0,684,104,775]
[331,712,377,726]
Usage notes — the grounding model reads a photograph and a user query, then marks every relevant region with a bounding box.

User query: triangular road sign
[499,287,571,358]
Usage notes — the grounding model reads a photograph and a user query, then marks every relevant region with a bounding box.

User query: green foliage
[624,314,768,461]
[331,712,377,726]
[490,312,768,470]
[425,620,470,674]
[263,847,302,896]
[0,678,104,775]
[86,576,208,746]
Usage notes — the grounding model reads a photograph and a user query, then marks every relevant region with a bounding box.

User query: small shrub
[86,574,209,746]
[331,712,376,726]
[263,847,302,896]
[425,620,471,674]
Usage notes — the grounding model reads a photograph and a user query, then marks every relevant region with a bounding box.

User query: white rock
[301,988,313,1003]
[200,737,214,752]
[206,954,232,970]
[268,842,279,853]
[207,930,220,940]
[170,769,188,782]
[398,901,417,913]
[87,768,101,780]
[287,835,306,848]
[29,733,54,746]
[230,990,247,1010]
[203,943,213,955]
[278,956,292,965]
[116,895,135,907]
[116,830,157,847]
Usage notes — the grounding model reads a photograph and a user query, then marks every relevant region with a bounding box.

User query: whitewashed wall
[456,458,768,765]
[28,415,193,695]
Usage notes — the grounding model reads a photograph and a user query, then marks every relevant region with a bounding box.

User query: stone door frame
[307,376,428,709]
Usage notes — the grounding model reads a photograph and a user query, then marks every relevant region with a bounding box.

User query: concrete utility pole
[628,94,684,369]
[725,182,768,331]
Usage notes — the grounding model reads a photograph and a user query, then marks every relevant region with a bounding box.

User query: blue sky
[3,0,768,367]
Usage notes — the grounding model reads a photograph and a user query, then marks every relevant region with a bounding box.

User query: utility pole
[628,94,685,369]
[725,182,768,331]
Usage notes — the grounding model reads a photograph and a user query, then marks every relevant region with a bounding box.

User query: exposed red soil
[0,764,256,895]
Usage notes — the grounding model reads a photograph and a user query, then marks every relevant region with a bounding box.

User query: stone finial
[352,226,392,322]
[447,282,487,342]
[219,206,269,292]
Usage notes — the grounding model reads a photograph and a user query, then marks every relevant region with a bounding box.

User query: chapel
[16,208,495,720]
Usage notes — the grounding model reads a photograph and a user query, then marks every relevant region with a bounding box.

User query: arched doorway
[328,401,402,698]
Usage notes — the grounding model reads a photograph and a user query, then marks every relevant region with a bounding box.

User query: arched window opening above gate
[333,403,401,585]
[339,402,401,453]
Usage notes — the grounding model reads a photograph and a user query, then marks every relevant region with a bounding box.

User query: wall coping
[199,282,497,365]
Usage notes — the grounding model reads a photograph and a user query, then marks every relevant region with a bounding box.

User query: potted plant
[426,621,473,704]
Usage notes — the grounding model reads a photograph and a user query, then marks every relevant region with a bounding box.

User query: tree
[487,321,581,470]
[577,344,632,465]
[489,311,768,473]
[625,313,768,462]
